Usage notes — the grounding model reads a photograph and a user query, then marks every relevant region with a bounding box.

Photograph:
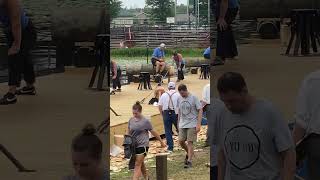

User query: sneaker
[0,92,17,105]
[211,57,225,66]
[116,89,121,92]
[184,155,188,165]
[16,86,36,95]
[167,150,173,154]
[184,161,192,168]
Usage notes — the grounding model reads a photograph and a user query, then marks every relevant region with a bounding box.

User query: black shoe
[211,57,225,66]
[184,161,192,168]
[0,93,17,105]
[16,86,36,95]
[184,155,188,165]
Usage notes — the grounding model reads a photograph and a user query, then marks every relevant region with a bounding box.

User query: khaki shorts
[179,128,197,142]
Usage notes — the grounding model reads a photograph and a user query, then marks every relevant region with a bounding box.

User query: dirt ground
[0,68,107,180]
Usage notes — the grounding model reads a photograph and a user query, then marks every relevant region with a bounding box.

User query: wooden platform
[110,72,210,144]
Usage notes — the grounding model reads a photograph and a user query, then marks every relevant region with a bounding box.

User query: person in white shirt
[158,82,180,152]
[293,70,320,179]
[202,83,210,106]
[201,83,210,147]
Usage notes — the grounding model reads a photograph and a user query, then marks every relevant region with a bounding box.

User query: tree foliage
[109,0,122,19]
[145,0,174,22]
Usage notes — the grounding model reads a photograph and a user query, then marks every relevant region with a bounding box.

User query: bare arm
[158,105,163,115]
[8,0,22,51]
[150,130,166,147]
[217,148,226,180]
[219,0,229,20]
[280,148,296,180]
[196,108,203,133]
[293,123,306,144]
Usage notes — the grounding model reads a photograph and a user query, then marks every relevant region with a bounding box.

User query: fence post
[156,153,168,180]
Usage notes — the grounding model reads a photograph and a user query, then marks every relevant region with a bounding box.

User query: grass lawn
[110,141,210,180]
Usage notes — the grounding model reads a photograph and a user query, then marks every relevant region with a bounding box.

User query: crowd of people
[125,81,211,179]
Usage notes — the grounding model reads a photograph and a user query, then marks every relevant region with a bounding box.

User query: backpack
[148,97,158,105]
[122,134,136,159]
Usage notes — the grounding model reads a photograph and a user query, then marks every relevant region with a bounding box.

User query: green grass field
[111,48,205,58]
[110,141,210,180]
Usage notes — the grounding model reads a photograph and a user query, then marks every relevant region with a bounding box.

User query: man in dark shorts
[151,43,166,75]
[214,72,296,180]
[172,52,185,82]
[0,0,37,105]
[212,0,239,66]
[111,60,121,92]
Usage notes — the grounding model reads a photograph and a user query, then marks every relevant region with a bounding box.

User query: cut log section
[125,58,211,76]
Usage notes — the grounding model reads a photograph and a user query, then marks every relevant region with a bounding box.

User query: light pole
[197,0,200,27]
[208,0,210,27]
[175,0,177,18]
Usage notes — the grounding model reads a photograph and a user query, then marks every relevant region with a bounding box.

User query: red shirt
[172,53,183,62]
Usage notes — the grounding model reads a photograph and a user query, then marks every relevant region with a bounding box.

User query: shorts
[151,58,157,66]
[135,146,149,156]
[179,128,197,142]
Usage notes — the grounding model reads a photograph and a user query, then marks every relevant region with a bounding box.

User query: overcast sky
[121,0,188,8]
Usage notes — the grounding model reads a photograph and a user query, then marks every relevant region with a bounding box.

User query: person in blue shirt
[151,43,166,75]
[212,0,239,66]
[0,0,37,105]
[204,47,211,60]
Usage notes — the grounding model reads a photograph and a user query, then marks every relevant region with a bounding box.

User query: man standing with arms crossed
[158,82,180,153]
[177,84,202,168]
[214,72,296,180]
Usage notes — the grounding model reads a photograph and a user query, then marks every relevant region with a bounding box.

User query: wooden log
[156,153,168,180]
[185,58,211,67]
[126,64,172,75]
[125,58,210,76]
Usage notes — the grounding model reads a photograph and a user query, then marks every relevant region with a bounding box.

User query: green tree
[145,0,174,22]
[109,0,122,19]
[188,0,209,25]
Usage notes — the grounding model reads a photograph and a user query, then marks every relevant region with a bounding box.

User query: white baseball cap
[168,82,175,89]
[160,43,166,48]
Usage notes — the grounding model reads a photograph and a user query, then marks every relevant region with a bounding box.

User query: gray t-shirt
[214,99,294,180]
[177,94,202,128]
[207,98,226,166]
[295,70,320,135]
[128,116,153,147]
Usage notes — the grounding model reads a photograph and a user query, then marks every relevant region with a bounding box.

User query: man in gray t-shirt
[214,72,296,180]
[177,84,202,168]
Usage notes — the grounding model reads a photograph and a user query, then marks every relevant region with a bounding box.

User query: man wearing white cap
[158,82,180,152]
[151,43,166,75]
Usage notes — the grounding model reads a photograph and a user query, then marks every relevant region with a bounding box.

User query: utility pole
[187,0,190,28]
[175,0,177,18]
[197,0,200,28]
[208,0,210,27]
